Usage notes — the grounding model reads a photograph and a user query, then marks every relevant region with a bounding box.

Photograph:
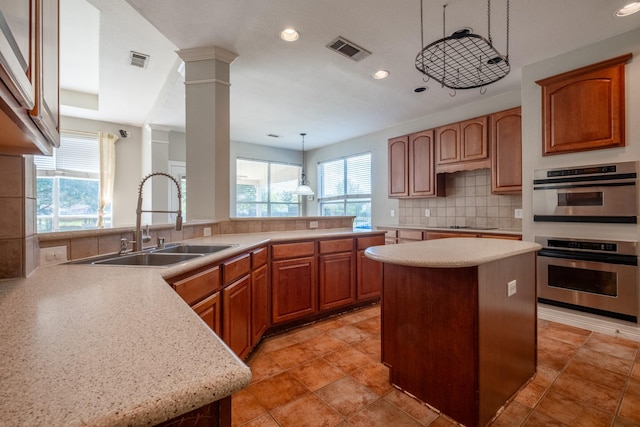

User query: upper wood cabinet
[435,116,490,173]
[388,136,409,197]
[536,54,631,156]
[491,107,522,193]
[388,131,444,198]
[0,0,59,155]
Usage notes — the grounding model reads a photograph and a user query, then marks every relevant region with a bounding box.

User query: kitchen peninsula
[0,227,385,426]
[365,237,541,427]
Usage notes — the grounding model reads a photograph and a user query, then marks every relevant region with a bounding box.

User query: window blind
[34,132,100,175]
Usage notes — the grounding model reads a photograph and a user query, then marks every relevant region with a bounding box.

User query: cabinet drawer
[252,246,267,269]
[172,266,221,305]
[357,235,386,250]
[271,241,315,260]
[223,253,251,285]
[319,238,354,254]
[397,230,423,241]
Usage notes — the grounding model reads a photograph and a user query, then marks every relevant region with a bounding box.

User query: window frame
[235,157,302,218]
[317,152,372,229]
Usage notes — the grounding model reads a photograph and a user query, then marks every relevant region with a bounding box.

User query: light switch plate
[514,209,523,219]
[507,280,517,297]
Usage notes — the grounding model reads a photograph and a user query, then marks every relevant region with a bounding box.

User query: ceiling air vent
[326,36,371,62]
[130,51,149,68]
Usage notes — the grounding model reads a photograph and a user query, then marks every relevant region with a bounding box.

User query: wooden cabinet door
[192,292,221,336]
[460,116,488,162]
[271,256,317,324]
[223,275,251,359]
[0,1,36,109]
[491,107,522,193]
[536,54,630,156]
[251,263,269,346]
[409,130,442,197]
[30,0,59,147]
[319,252,356,311]
[388,136,409,197]
[435,123,460,165]
[357,250,382,300]
[356,235,385,300]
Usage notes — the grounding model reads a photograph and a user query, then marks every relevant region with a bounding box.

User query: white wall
[521,27,640,243]
[59,116,141,227]
[306,90,521,228]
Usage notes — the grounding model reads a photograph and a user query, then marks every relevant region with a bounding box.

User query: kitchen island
[365,237,541,427]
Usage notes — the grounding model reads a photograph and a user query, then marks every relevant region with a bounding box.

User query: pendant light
[293,133,314,196]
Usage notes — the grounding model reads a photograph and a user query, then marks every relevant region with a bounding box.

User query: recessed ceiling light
[372,70,390,79]
[280,28,299,42]
[616,2,640,16]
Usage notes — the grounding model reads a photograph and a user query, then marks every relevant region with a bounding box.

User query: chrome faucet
[134,172,183,252]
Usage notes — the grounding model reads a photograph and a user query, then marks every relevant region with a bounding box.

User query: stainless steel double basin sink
[69,244,235,267]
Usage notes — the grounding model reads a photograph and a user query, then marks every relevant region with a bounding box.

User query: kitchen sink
[153,244,235,254]
[92,252,203,266]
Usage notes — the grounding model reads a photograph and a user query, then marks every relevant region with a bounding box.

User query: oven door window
[557,191,603,207]
[548,265,617,297]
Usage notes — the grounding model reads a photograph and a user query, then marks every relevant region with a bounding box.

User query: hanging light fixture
[293,133,314,196]
[415,0,510,93]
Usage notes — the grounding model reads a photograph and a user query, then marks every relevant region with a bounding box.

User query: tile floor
[231,304,640,427]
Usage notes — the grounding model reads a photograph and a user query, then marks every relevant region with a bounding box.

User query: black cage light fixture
[415,0,510,94]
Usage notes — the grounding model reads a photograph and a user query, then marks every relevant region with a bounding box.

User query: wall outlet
[309,220,318,229]
[203,227,212,237]
[424,209,431,217]
[507,280,517,297]
[390,209,395,217]
[40,246,68,266]
[514,209,523,219]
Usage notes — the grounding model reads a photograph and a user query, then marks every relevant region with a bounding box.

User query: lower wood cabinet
[223,275,252,359]
[271,256,317,324]
[192,291,221,336]
[356,235,385,300]
[318,251,356,311]
[251,263,269,346]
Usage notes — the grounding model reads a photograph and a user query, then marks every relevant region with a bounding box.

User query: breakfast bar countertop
[365,237,540,268]
[0,228,385,426]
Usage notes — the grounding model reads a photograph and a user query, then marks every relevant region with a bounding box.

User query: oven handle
[533,181,636,191]
[537,249,638,266]
[533,172,636,186]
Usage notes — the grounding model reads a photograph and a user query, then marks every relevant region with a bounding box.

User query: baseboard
[538,303,640,343]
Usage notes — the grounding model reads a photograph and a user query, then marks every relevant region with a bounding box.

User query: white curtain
[97,132,119,227]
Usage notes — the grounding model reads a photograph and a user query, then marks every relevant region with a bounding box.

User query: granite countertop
[364,237,540,268]
[0,228,385,426]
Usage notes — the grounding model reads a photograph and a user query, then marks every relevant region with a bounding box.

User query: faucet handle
[142,224,152,242]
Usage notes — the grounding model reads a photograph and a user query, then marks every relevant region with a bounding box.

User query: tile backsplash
[398,169,522,229]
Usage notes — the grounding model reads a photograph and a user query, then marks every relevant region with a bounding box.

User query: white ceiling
[60,0,640,150]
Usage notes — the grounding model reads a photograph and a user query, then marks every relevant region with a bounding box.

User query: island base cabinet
[318,252,355,311]
[381,252,536,427]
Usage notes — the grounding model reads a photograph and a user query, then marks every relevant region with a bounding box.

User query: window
[319,153,371,229]
[236,159,301,217]
[34,132,109,232]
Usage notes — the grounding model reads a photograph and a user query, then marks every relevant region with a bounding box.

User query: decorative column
[176,46,238,221]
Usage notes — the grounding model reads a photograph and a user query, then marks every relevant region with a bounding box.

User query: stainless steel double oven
[536,236,638,323]
[533,161,639,323]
